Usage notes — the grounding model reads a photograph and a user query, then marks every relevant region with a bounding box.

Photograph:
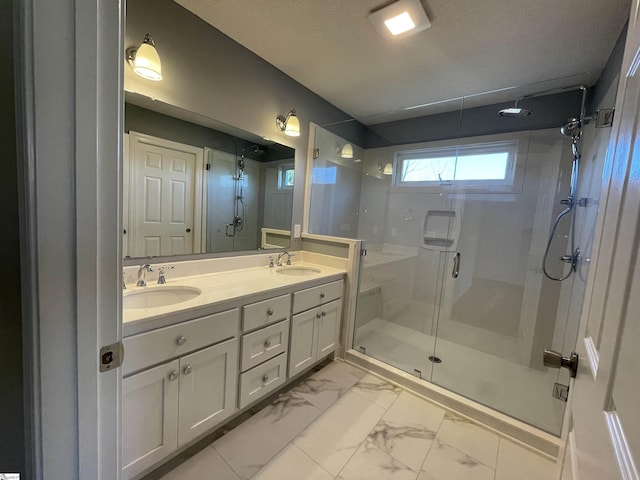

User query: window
[395,141,518,188]
[278,165,295,189]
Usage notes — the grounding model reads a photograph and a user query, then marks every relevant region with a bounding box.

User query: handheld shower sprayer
[541,85,587,281]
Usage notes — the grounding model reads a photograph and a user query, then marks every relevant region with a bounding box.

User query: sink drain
[428,355,442,364]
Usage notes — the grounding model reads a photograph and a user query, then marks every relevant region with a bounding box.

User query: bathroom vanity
[120,260,345,479]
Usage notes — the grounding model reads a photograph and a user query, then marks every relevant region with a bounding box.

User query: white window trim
[389,132,530,194]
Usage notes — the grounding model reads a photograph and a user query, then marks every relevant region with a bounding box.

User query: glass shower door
[429,122,575,435]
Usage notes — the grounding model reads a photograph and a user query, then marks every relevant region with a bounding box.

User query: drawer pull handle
[320,292,325,298]
[267,308,274,316]
[262,375,269,383]
[168,371,178,381]
[176,335,187,346]
[321,311,326,317]
[264,339,271,348]
[183,365,193,375]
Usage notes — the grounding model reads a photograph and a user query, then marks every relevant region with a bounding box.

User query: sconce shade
[128,34,162,81]
[340,143,354,159]
[383,162,393,175]
[276,110,301,137]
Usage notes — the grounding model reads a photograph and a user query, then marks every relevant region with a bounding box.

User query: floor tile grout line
[245,402,326,480]
[209,442,242,480]
[291,442,337,479]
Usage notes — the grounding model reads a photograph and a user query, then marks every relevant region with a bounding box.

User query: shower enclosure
[308,78,617,436]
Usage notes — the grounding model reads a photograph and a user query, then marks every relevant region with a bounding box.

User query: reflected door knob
[543,349,579,378]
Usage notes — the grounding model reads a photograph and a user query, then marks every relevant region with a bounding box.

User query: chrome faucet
[276,251,295,266]
[136,264,153,287]
[157,266,174,284]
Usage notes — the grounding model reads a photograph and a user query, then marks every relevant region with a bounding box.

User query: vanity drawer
[240,319,290,372]
[292,280,344,314]
[242,294,291,332]
[238,352,287,409]
[123,308,239,376]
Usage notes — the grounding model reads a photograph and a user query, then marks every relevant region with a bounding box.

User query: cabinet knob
[321,311,326,316]
[183,365,192,375]
[262,374,269,383]
[267,308,274,316]
[319,292,325,299]
[176,335,187,346]
[168,371,178,381]
[264,339,271,348]
[316,313,321,319]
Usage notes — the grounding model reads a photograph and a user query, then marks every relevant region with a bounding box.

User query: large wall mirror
[123,93,295,259]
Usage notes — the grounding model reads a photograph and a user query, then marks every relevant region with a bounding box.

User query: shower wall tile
[418,439,495,480]
[435,413,499,468]
[294,390,386,475]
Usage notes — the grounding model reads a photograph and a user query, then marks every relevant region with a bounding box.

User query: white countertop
[123,261,346,333]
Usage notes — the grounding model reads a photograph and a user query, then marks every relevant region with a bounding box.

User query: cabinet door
[289,309,318,377]
[122,360,179,480]
[178,338,238,446]
[316,299,341,358]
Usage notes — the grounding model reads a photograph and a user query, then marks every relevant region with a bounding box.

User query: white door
[177,339,238,446]
[566,7,640,478]
[129,132,204,257]
[122,360,179,479]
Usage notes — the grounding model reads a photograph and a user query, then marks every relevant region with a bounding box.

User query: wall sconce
[340,143,354,159]
[276,110,300,137]
[126,34,163,81]
[379,162,393,175]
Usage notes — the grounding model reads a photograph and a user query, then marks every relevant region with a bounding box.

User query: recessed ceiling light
[384,12,415,36]
[369,0,431,39]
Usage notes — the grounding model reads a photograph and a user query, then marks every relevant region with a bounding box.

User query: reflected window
[312,166,337,185]
[278,164,295,189]
[395,141,518,187]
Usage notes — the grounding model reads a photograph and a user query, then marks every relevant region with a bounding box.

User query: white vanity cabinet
[289,280,344,377]
[238,294,291,408]
[122,309,239,479]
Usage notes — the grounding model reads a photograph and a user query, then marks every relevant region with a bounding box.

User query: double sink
[123,266,322,310]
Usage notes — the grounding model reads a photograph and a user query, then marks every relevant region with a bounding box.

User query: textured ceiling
[176,0,630,125]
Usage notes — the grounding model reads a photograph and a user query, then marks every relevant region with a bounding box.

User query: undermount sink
[124,286,202,309]
[276,266,321,276]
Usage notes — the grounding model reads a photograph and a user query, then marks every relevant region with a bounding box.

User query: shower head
[498,99,532,117]
[561,118,582,140]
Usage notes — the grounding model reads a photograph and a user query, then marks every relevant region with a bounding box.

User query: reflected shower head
[498,99,532,117]
[561,118,581,139]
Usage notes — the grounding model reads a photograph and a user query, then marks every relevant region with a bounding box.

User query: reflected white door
[129,133,204,257]
[567,8,640,478]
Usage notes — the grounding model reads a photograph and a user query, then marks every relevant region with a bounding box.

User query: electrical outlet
[294,224,301,238]
[391,227,398,237]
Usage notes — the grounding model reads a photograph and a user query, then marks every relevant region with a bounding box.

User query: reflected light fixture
[369,0,431,39]
[340,143,354,159]
[276,110,300,137]
[379,162,393,175]
[498,98,532,117]
[126,34,163,81]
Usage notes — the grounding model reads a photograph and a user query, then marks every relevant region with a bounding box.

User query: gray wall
[0,0,26,476]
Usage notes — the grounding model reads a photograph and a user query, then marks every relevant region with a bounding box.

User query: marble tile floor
[156,360,557,480]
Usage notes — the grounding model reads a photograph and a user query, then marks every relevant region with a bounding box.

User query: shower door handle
[452,252,461,278]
